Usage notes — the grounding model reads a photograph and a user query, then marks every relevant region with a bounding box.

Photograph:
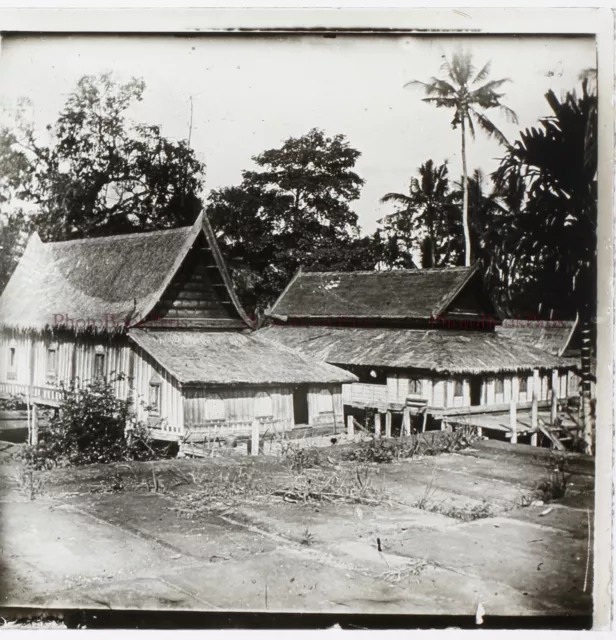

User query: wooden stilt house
[260,265,578,438]
[0,215,355,444]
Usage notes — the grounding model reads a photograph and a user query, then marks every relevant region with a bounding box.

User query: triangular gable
[140,214,255,331]
[0,214,254,334]
[436,265,502,322]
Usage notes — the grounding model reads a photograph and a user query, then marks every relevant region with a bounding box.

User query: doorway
[469,377,482,406]
[293,387,309,425]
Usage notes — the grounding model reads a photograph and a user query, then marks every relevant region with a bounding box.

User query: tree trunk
[460,120,471,267]
[580,314,594,455]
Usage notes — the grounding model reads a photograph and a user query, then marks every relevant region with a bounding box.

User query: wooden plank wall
[380,369,580,410]
[0,332,131,400]
[132,345,184,435]
[183,386,294,427]
[307,385,344,426]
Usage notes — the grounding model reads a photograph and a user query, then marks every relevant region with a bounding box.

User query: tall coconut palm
[380,160,461,268]
[408,50,518,266]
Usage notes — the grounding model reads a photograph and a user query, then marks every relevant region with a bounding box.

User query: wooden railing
[0,382,63,406]
[184,418,290,442]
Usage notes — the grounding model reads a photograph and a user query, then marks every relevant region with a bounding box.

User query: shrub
[0,394,28,411]
[23,377,157,469]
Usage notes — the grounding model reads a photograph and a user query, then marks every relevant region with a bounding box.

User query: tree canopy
[408,50,517,266]
[0,73,205,242]
[206,128,381,311]
[380,159,462,268]
[491,79,597,320]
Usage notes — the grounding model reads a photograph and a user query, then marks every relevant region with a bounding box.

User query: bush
[23,377,157,469]
[0,394,28,411]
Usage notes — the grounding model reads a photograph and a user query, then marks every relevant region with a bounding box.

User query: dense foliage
[491,79,597,320]
[207,128,382,311]
[22,377,156,469]
[0,73,204,245]
[380,159,463,268]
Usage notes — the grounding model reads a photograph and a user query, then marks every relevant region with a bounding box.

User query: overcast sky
[0,34,595,233]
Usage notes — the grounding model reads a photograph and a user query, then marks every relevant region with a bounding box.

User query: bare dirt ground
[0,437,594,619]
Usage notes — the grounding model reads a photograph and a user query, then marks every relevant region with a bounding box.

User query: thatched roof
[258,325,570,375]
[497,318,579,357]
[129,329,357,386]
[268,263,493,322]
[0,214,253,333]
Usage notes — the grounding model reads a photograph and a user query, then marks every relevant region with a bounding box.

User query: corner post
[347,414,354,438]
[509,397,517,444]
[31,403,38,446]
[374,412,381,438]
[550,369,559,425]
[251,418,260,456]
[385,411,392,438]
[531,368,540,446]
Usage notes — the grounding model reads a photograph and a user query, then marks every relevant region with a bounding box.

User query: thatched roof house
[262,266,577,413]
[0,215,355,441]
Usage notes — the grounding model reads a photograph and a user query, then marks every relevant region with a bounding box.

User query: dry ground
[0,437,594,619]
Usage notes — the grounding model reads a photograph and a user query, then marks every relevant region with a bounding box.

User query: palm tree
[380,160,461,267]
[408,49,518,266]
[493,79,597,453]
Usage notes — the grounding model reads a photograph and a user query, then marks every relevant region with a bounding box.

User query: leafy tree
[380,159,462,268]
[0,211,33,293]
[2,73,205,241]
[408,50,518,266]
[207,128,380,311]
[493,79,597,452]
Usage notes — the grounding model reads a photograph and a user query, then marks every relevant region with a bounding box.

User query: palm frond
[422,78,458,98]
[469,108,510,147]
[380,192,414,206]
[404,79,430,90]
[421,97,459,109]
[499,104,519,125]
[472,61,492,85]
[466,114,476,139]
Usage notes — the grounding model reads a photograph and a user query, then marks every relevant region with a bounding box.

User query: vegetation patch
[518,453,571,507]
[342,429,476,464]
[20,378,162,471]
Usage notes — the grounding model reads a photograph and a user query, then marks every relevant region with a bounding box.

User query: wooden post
[251,418,260,456]
[31,403,38,446]
[531,369,539,446]
[385,411,392,438]
[374,412,381,438]
[402,407,411,437]
[550,369,559,425]
[509,397,517,444]
[511,376,520,404]
[347,414,354,438]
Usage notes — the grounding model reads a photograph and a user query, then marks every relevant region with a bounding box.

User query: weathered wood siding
[132,345,183,436]
[307,385,344,427]
[183,386,294,428]
[0,331,131,401]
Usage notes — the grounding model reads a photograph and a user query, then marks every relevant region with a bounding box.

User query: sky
[0,33,596,233]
